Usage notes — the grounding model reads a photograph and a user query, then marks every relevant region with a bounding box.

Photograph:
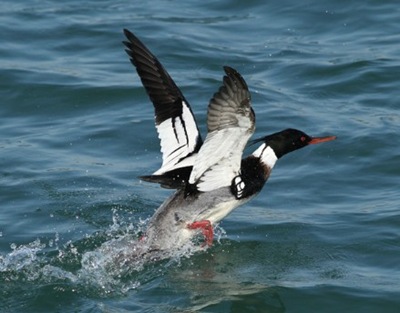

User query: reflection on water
[167,252,285,312]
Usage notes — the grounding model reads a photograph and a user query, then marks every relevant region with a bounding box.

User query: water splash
[0,209,224,296]
[0,239,45,273]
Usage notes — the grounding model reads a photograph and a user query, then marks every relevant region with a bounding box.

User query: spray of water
[0,209,225,296]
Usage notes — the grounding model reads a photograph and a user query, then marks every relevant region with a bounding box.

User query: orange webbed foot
[187,220,214,246]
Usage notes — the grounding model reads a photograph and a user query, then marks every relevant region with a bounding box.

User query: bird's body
[144,187,248,252]
[122,29,336,256]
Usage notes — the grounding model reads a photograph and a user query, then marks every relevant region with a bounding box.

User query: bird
[122,29,336,254]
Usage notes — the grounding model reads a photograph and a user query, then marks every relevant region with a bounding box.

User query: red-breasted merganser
[123,29,336,253]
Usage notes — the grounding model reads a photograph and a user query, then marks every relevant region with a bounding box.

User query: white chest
[196,198,247,224]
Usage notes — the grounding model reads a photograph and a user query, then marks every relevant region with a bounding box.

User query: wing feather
[123,29,202,177]
[189,66,255,192]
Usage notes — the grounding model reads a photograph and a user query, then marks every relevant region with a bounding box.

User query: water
[1,0,399,312]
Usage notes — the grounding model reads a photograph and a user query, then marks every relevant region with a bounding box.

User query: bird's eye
[300,136,306,142]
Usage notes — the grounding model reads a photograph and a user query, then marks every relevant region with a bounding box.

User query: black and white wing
[123,29,202,185]
[188,66,255,192]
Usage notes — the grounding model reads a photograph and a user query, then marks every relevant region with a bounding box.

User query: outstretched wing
[188,66,255,192]
[123,29,202,179]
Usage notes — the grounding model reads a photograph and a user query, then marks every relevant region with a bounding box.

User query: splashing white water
[0,239,45,272]
[0,209,225,295]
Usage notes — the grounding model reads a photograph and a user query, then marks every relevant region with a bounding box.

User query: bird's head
[251,128,336,166]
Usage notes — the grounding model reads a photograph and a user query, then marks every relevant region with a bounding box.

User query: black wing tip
[139,166,193,189]
[222,65,249,90]
[122,28,143,53]
[223,66,238,75]
[123,28,135,41]
[139,175,178,189]
[122,29,136,60]
[139,176,184,189]
[122,29,133,48]
[122,29,139,50]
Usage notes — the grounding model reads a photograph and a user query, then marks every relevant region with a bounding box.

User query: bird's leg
[187,220,214,246]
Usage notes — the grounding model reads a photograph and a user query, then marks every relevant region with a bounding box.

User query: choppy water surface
[1,0,399,312]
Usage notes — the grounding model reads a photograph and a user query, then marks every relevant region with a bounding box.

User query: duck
[122,29,336,253]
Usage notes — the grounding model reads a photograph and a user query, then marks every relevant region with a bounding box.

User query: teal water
[1,0,399,312]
